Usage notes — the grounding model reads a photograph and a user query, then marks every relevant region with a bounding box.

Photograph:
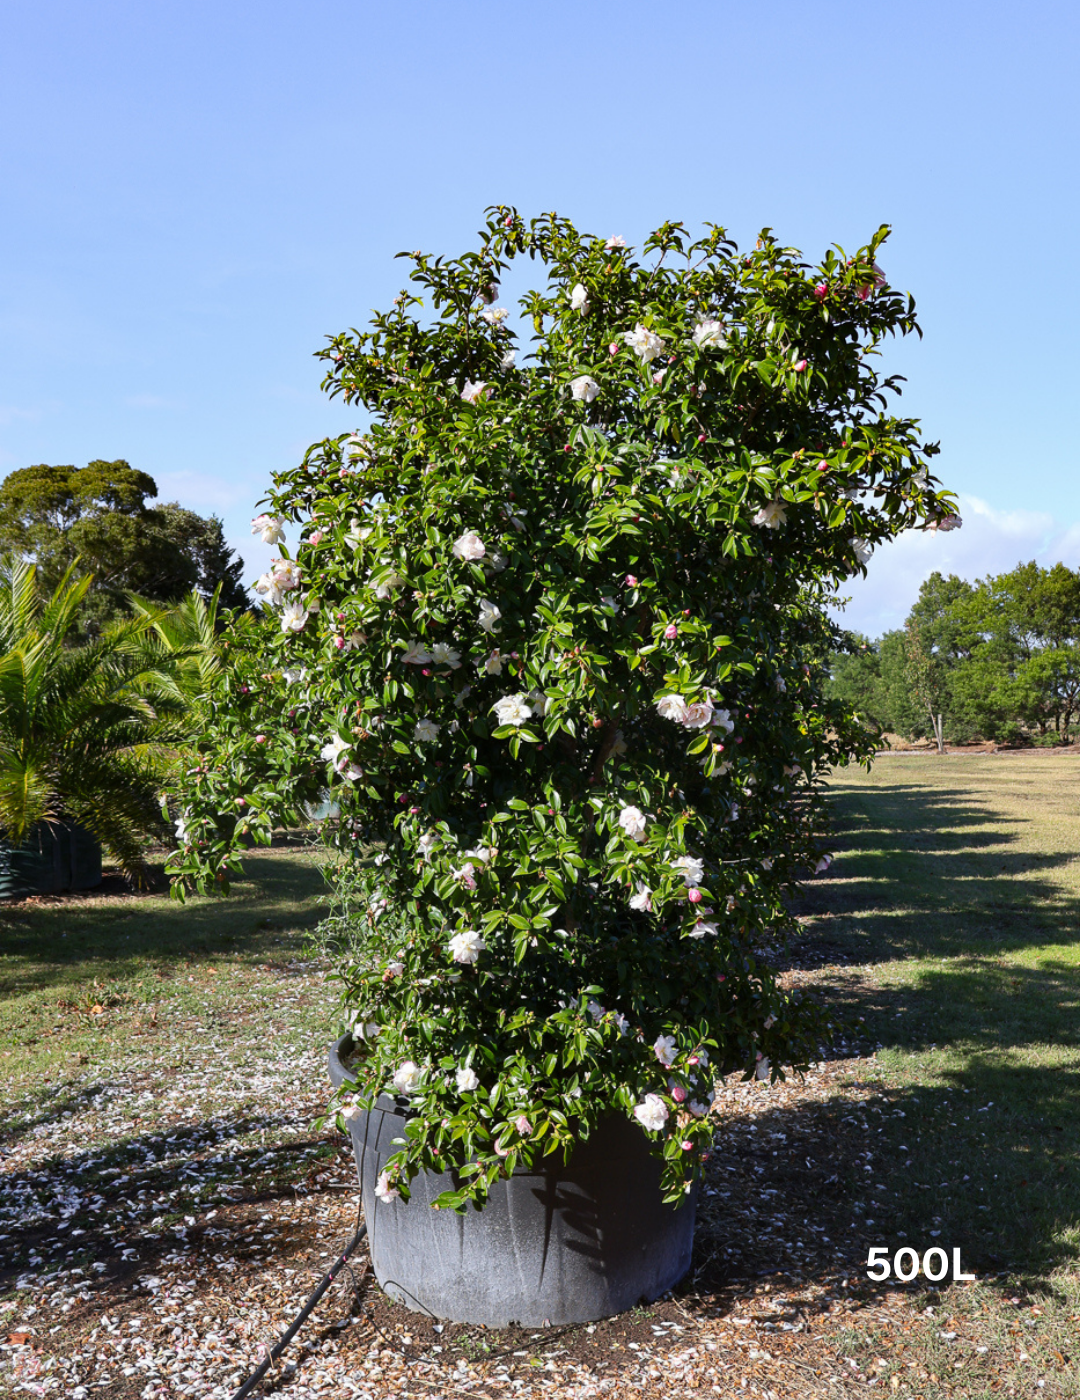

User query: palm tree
[0,558,190,879]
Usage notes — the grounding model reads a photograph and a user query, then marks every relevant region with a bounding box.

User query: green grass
[808,753,1080,1396]
[0,842,331,1097]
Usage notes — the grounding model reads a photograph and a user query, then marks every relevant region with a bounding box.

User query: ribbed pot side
[328,1035,696,1327]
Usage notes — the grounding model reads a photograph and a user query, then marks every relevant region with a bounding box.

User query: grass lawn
[0,759,1078,1399]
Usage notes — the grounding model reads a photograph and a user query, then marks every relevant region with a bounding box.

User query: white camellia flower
[605,234,627,249]
[280,600,309,633]
[251,514,286,545]
[375,1171,400,1203]
[392,1061,422,1095]
[527,690,548,716]
[452,531,486,561]
[711,708,734,733]
[485,548,509,573]
[682,699,714,729]
[417,831,439,860]
[478,649,503,675]
[431,643,462,669]
[402,640,433,665]
[629,883,652,912]
[480,306,508,324]
[282,667,305,684]
[253,572,283,607]
[569,375,600,403]
[386,960,405,977]
[456,1065,480,1092]
[492,694,533,726]
[672,855,705,886]
[586,1000,604,1022]
[478,598,502,632]
[612,1011,630,1036]
[623,323,665,363]
[611,729,628,755]
[691,317,727,349]
[414,719,440,744]
[345,518,372,550]
[461,380,491,404]
[321,733,350,766]
[752,501,788,529]
[761,856,774,871]
[270,559,302,591]
[350,1015,381,1041]
[448,929,486,964]
[653,1034,677,1067]
[499,348,517,370]
[655,694,689,723]
[687,1099,711,1117]
[570,283,589,313]
[618,805,648,842]
[600,595,619,614]
[371,569,405,600]
[690,916,720,938]
[815,855,832,874]
[174,813,191,843]
[852,537,872,565]
[633,1094,670,1132]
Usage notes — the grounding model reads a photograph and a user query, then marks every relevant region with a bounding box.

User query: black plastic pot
[0,821,102,899]
[328,1035,696,1326]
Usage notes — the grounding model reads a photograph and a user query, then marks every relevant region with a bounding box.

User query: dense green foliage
[0,460,249,632]
[829,562,1080,745]
[0,559,193,876]
[166,208,956,1208]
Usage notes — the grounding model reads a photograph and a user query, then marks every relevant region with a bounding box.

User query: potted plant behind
[167,209,957,1324]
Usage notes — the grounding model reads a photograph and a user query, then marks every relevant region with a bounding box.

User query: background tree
[0,461,248,632]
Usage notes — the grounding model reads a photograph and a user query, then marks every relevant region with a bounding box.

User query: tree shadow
[687,1046,1080,1314]
[793,781,1080,962]
[0,850,328,998]
[0,1101,347,1307]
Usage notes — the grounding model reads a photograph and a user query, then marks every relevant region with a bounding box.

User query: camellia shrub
[167,208,956,1209]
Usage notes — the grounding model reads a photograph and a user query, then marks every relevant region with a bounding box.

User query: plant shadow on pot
[329,1035,696,1327]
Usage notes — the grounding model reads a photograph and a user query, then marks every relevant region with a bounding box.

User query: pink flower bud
[670,1084,687,1103]
[698,433,706,443]
[814,282,828,300]
[515,1115,530,1136]
[625,575,638,587]
[794,359,808,372]
[688,888,703,904]
[255,734,266,744]
[681,1140,693,1151]
[334,636,345,650]
[409,805,420,815]
[609,342,620,356]
[664,623,678,640]
[716,973,726,983]
[235,798,246,807]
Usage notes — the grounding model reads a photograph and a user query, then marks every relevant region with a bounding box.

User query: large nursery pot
[0,821,101,899]
[328,1035,697,1327]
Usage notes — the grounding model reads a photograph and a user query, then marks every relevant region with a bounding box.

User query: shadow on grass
[799,781,1080,962]
[0,851,328,997]
[690,1053,1080,1303]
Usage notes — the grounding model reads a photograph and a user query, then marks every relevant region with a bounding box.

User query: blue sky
[2,0,1077,636]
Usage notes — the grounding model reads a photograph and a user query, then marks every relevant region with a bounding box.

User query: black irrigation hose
[229,1219,368,1400]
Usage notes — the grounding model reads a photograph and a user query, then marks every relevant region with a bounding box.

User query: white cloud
[830,493,1080,638]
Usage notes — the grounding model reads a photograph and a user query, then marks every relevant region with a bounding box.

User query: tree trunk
[934,713,945,754]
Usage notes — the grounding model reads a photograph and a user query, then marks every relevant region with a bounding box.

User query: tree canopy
[829,562,1080,745]
[0,461,248,629]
